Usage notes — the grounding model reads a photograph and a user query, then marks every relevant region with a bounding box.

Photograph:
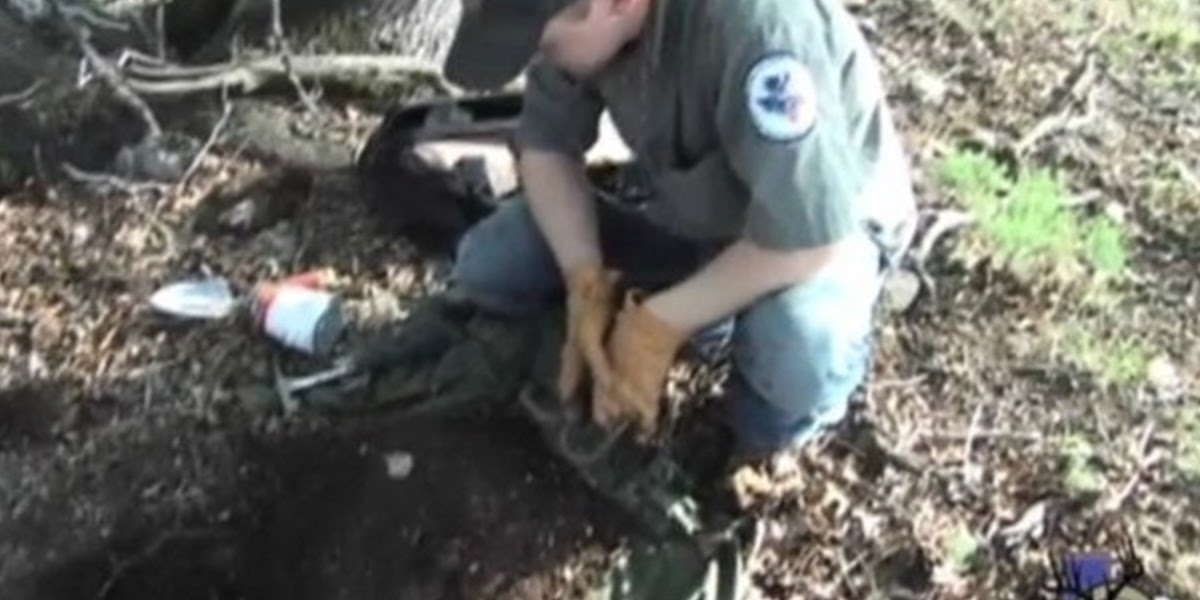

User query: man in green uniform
[442,0,918,460]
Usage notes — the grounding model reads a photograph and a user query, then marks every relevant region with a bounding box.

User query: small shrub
[936,147,1130,286]
[1083,215,1129,278]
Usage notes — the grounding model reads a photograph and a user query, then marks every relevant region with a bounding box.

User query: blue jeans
[449,198,890,455]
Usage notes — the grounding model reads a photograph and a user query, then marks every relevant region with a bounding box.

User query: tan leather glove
[558,264,621,402]
[592,291,688,436]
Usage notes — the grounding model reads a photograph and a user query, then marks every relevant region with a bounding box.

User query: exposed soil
[3,0,1200,598]
[10,410,623,600]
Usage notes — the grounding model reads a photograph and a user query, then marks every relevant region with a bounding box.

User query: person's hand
[592,291,688,436]
[558,264,621,402]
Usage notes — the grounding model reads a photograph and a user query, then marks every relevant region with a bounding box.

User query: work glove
[558,263,622,402]
[593,290,688,437]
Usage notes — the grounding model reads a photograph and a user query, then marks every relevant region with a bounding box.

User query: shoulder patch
[745,53,818,141]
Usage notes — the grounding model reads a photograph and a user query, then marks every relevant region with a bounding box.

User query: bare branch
[269,0,321,113]
[72,27,162,137]
[179,85,235,186]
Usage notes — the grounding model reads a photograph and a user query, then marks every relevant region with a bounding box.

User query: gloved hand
[592,291,688,436]
[558,263,622,402]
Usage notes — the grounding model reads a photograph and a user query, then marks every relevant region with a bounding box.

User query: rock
[113,133,203,182]
[383,451,414,479]
[882,268,923,313]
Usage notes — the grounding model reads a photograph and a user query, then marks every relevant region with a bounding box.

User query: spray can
[251,271,345,356]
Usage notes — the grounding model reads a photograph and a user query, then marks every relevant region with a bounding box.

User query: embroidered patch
[745,54,818,141]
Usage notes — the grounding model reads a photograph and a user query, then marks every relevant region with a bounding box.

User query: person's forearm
[518,148,603,275]
[644,237,854,335]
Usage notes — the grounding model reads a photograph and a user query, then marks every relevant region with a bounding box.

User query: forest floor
[1,0,1198,598]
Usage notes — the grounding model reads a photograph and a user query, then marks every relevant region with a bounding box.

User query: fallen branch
[120,54,445,96]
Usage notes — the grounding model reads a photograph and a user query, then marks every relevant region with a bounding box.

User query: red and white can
[251,271,345,356]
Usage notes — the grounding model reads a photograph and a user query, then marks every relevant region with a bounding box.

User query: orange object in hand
[591,291,688,437]
[557,264,621,403]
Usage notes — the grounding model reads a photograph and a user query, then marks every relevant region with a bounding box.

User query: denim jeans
[448,197,890,455]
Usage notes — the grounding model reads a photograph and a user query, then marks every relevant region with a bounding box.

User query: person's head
[444,0,653,89]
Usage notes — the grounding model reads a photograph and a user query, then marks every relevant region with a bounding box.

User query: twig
[917,429,1044,443]
[120,54,444,96]
[913,209,975,266]
[0,79,46,108]
[155,3,166,60]
[1015,49,1102,157]
[962,404,984,465]
[269,0,320,114]
[124,57,236,80]
[97,528,229,600]
[57,2,131,33]
[1102,423,1159,513]
[993,500,1049,547]
[1173,158,1200,193]
[72,26,162,138]
[836,549,869,595]
[62,163,167,195]
[179,85,235,186]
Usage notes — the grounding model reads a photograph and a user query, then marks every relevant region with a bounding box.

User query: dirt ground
[2,0,1199,598]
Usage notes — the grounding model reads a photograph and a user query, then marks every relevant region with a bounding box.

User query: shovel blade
[148,278,239,320]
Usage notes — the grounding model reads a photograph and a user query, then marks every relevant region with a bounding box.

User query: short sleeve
[515,61,605,159]
[716,28,867,251]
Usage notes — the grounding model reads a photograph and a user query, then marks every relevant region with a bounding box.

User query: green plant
[1083,218,1128,280]
[936,147,1130,285]
[937,147,1011,203]
[1062,434,1105,494]
[944,524,982,573]
[1060,326,1151,387]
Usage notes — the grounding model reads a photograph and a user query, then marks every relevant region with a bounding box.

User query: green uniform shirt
[515,0,917,252]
